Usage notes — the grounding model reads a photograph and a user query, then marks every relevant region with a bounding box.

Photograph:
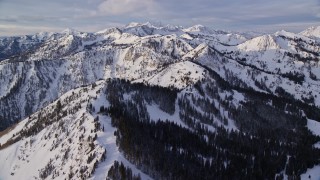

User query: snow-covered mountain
[300,26,320,39]
[0,81,151,179]
[1,24,320,179]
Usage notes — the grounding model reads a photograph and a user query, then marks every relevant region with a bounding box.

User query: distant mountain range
[0,23,320,179]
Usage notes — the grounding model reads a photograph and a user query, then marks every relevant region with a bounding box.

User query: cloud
[0,17,18,23]
[0,24,62,36]
[0,0,319,36]
[0,15,64,23]
[98,0,157,16]
[94,0,320,31]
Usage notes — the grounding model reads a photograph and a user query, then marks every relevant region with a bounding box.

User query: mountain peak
[182,24,221,35]
[300,26,320,38]
[125,22,160,28]
[125,22,143,28]
[238,34,279,51]
[183,24,206,32]
[61,28,83,36]
[96,27,122,35]
[275,29,293,37]
[34,31,54,40]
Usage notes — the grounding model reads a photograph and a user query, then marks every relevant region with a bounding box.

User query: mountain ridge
[1,23,320,179]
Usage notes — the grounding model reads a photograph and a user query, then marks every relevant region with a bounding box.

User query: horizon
[0,21,319,37]
[0,0,320,36]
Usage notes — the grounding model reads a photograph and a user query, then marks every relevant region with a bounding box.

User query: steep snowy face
[237,35,279,51]
[135,61,205,89]
[0,83,106,179]
[0,35,47,61]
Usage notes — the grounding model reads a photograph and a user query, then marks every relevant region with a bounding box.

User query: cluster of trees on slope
[102,79,320,179]
[107,161,141,180]
[192,60,320,120]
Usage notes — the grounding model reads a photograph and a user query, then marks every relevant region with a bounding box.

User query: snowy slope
[190,29,320,107]
[307,119,320,137]
[135,61,205,89]
[0,23,320,179]
[0,77,241,179]
[0,23,319,129]
[0,81,151,180]
[1,23,320,130]
[301,166,320,180]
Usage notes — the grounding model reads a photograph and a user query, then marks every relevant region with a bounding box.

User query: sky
[0,0,319,36]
